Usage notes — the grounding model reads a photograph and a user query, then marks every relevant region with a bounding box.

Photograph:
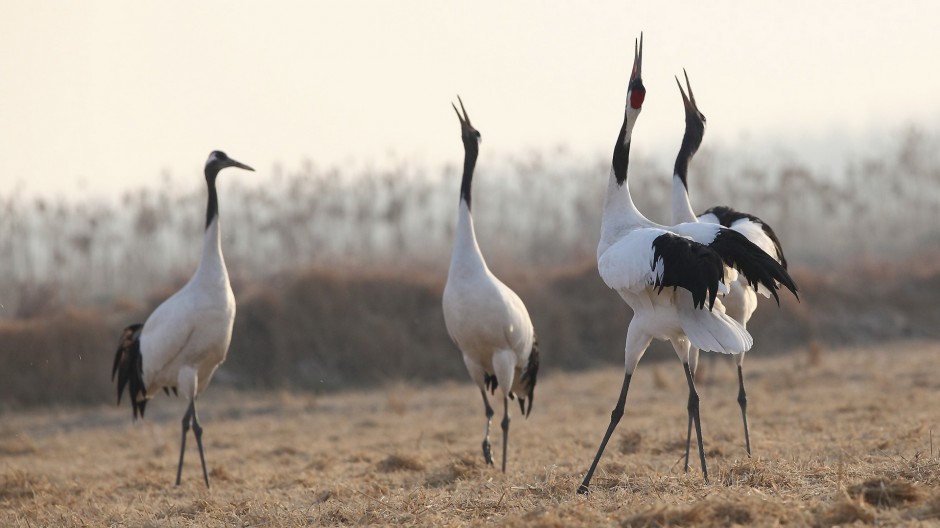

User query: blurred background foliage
[1,127,939,408]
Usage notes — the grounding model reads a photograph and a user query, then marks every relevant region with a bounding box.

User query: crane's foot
[482,439,494,465]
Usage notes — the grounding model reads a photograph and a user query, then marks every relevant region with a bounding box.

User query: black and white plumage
[576,37,798,494]
[670,71,791,465]
[442,98,540,474]
[112,150,254,487]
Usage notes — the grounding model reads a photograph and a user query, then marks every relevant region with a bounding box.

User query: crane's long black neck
[673,114,704,190]
[460,141,479,210]
[205,172,219,229]
[612,121,631,186]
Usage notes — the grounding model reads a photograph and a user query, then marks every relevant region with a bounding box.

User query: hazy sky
[2,1,938,199]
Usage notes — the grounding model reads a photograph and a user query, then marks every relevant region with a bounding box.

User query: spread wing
[598,227,726,310]
[698,206,788,268]
[672,221,797,304]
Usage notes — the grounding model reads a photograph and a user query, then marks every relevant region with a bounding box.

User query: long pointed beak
[453,95,475,136]
[631,32,643,82]
[676,74,692,110]
[229,159,254,172]
[676,68,703,121]
[456,95,471,125]
[682,68,696,108]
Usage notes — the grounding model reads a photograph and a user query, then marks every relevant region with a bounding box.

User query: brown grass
[9,260,940,411]
[2,342,940,526]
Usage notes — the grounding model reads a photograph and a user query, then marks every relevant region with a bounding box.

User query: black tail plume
[483,372,498,395]
[701,205,790,270]
[112,323,148,420]
[709,229,799,304]
[519,336,540,418]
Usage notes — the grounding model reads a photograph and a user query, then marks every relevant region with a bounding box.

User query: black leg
[682,346,696,473]
[191,400,210,488]
[737,365,751,456]
[684,396,693,473]
[683,362,708,482]
[480,389,495,466]
[175,401,194,486]
[500,396,510,474]
[577,372,632,494]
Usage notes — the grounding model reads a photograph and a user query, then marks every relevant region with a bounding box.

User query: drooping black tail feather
[484,372,498,395]
[518,336,540,418]
[112,323,148,420]
[701,205,790,270]
[651,233,726,310]
[709,229,799,304]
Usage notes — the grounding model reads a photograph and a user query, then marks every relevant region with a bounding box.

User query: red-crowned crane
[112,150,254,487]
[670,70,791,468]
[442,98,540,474]
[577,36,798,493]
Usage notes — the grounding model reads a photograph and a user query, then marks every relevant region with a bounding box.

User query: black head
[452,96,482,151]
[204,150,255,180]
[673,68,707,189]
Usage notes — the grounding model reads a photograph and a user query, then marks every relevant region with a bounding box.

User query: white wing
[597,227,669,293]
[139,291,198,385]
[494,279,535,358]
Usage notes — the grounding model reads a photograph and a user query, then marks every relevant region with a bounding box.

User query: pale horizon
[2,1,938,200]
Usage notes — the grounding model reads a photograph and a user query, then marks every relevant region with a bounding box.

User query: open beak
[630,33,643,83]
[676,68,696,112]
[676,68,705,123]
[452,95,473,132]
[628,33,646,109]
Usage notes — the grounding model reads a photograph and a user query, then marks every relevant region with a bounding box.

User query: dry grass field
[3,340,940,526]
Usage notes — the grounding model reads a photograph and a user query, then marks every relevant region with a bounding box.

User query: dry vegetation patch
[2,342,940,526]
[848,478,923,508]
[377,453,426,473]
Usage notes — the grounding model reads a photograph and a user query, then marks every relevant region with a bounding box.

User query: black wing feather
[651,233,725,310]
[707,228,798,304]
[112,323,148,420]
[484,372,498,395]
[702,205,789,269]
[518,335,540,418]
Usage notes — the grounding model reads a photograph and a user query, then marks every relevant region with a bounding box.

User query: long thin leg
[175,401,194,486]
[500,395,510,474]
[577,371,632,494]
[684,394,694,472]
[677,343,697,473]
[191,400,210,488]
[480,389,495,465]
[737,364,751,456]
[683,362,708,482]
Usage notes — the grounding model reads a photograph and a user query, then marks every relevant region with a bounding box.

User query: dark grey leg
[738,365,751,456]
[684,396,693,472]
[480,389,495,465]
[191,400,210,488]
[683,362,708,482]
[175,400,194,486]
[500,396,510,474]
[577,372,632,494]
